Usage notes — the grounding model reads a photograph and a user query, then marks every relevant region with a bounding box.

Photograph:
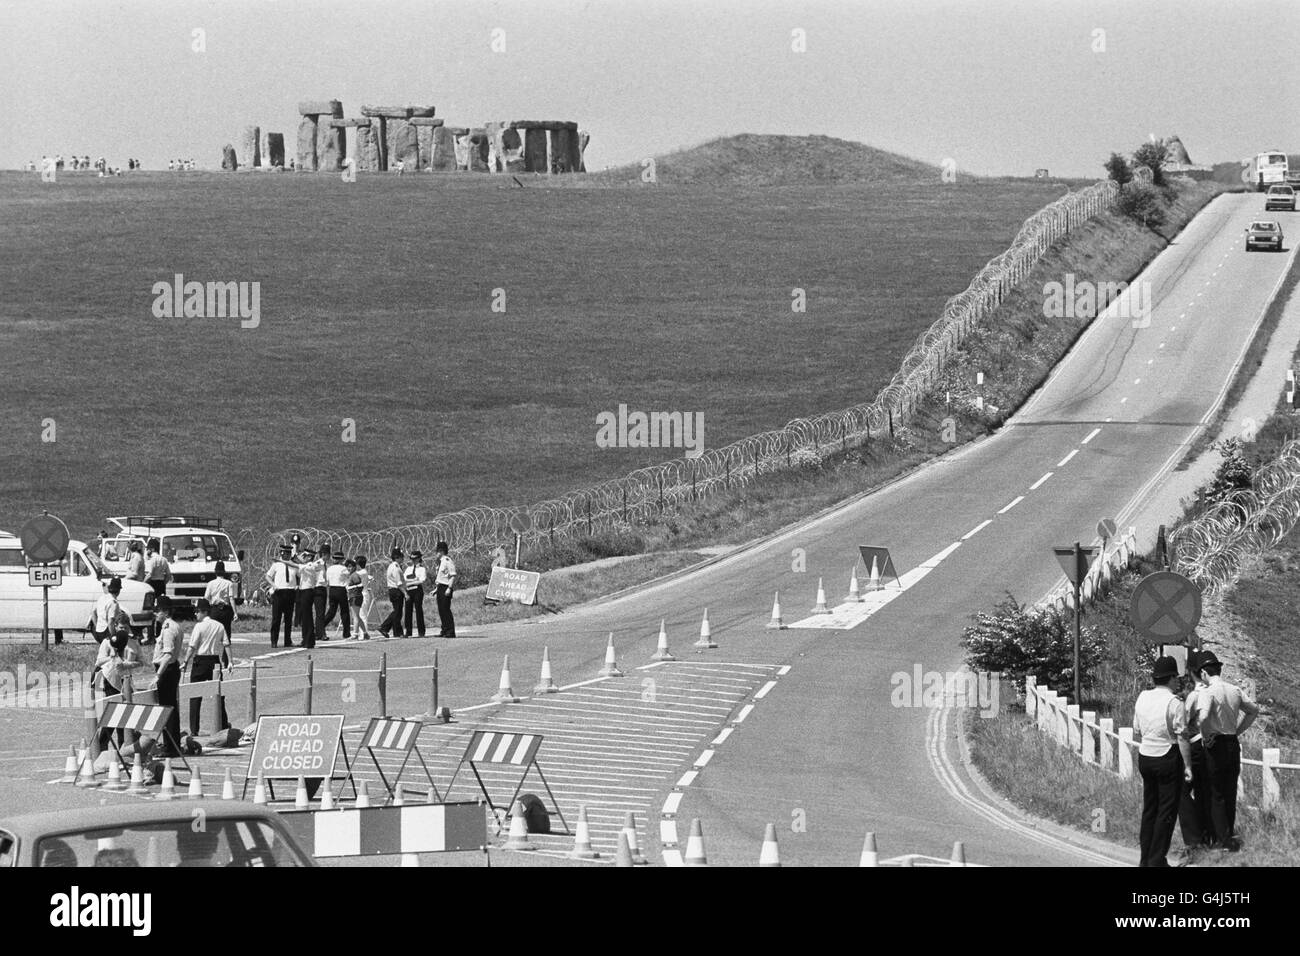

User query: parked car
[0,532,155,636]
[0,801,315,867]
[1264,184,1296,212]
[1245,220,1284,251]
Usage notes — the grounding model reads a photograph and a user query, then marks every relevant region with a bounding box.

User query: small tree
[1132,141,1169,187]
[1117,181,1166,230]
[1206,437,1253,504]
[1104,152,1133,187]
[961,594,1106,693]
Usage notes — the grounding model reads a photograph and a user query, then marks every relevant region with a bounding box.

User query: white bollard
[1066,704,1080,752]
[1117,728,1134,780]
[1262,748,1281,812]
[1081,711,1097,763]
[1099,717,1115,772]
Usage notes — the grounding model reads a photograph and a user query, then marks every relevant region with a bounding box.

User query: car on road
[0,532,155,636]
[0,801,316,867]
[1265,184,1296,212]
[98,516,246,613]
[1245,220,1284,252]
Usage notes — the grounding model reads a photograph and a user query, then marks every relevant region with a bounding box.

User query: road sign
[1097,518,1118,541]
[1053,545,1097,585]
[485,566,541,605]
[242,714,355,800]
[28,565,62,588]
[1130,571,1202,641]
[858,546,901,588]
[508,512,531,535]
[20,513,69,564]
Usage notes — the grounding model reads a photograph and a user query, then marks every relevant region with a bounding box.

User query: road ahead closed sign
[485,567,541,605]
[247,714,345,780]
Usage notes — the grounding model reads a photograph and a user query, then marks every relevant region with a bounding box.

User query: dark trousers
[1138,746,1183,867]
[295,590,316,647]
[188,656,230,736]
[155,661,182,754]
[270,589,295,647]
[147,581,167,639]
[404,586,425,636]
[313,588,327,642]
[436,583,455,638]
[323,587,351,639]
[380,587,405,636]
[98,678,125,751]
[1204,735,1241,847]
[1178,739,1215,849]
[210,603,234,640]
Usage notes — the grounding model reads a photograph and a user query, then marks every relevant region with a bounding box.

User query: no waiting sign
[246,714,346,781]
[1129,571,1202,642]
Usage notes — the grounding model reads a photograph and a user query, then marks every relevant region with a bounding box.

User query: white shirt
[297,558,323,590]
[266,560,298,590]
[385,562,405,589]
[145,553,170,581]
[1134,685,1187,758]
[91,594,121,633]
[155,618,182,670]
[204,577,234,605]
[406,564,427,590]
[325,563,350,587]
[186,618,228,658]
[435,555,457,587]
[1195,674,1259,741]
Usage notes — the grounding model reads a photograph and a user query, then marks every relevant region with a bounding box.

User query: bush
[961,594,1107,694]
[1104,152,1132,186]
[1116,181,1167,229]
[1206,437,1253,505]
[1132,141,1169,187]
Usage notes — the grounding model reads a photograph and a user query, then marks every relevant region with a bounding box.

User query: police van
[0,531,156,636]
[98,516,245,613]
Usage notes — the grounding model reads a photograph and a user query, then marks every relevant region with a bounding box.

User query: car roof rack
[106,516,224,532]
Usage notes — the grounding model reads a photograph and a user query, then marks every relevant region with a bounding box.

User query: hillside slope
[588,133,946,186]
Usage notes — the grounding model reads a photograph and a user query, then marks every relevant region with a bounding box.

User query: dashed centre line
[1057,449,1078,466]
[961,519,992,540]
[1030,472,1053,490]
[1081,428,1101,444]
[997,496,1024,514]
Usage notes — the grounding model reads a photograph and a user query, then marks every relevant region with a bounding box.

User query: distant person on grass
[434,541,457,639]
[1192,651,1259,852]
[1134,656,1191,867]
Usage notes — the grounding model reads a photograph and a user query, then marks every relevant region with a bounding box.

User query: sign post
[21,512,70,652]
[508,513,530,569]
[1053,542,1097,704]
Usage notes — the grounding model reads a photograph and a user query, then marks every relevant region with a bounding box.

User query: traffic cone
[491,655,520,703]
[811,577,831,614]
[950,841,966,866]
[103,756,126,792]
[125,754,148,795]
[187,768,204,799]
[651,620,676,661]
[766,591,786,629]
[868,556,882,592]
[503,800,536,851]
[156,759,177,801]
[60,745,78,784]
[533,646,558,694]
[294,775,309,808]
[615,831,634,867]
[621,812,648,865]
[694,609,717,649]
[252,771,267,805]
[355,780,372,808]
[392,783,405,806]
[860,831,879,867]
[598,634,624,678]
[684,818,708,866]
[320,785,335,810]
[759,822,780,867]
[847,566,862,602]
[220,767,236,800]
[568,806,600,860]
[75,749,99,789]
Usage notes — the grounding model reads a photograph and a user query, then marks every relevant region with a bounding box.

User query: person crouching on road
[434,541,457,639]
[322,550,351,641]
[1193,651,1260,852]
[151,596,183,757]
[1134,655,1192,867]
[379,548,405,638]
[183,599,231,738]
[204,561,236,640]
[404,550,427,638]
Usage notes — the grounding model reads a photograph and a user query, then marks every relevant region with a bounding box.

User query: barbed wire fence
[236,178,1125,599]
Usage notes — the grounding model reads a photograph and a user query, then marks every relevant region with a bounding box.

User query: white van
[97,516,244,613]
[0,532,156,636]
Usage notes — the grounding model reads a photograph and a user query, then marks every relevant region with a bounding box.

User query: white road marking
[662,792,683,815]
[1057,449,1077,466]
[754,680,777,700]
[677,770,698,787]
[660,820,679,845]
[961,520,992,540]
[1081,428,1101,444]
[1030,472,1053,490]
[1120,397,1129,404]
[712,727,733,745]
[694,749,714,768]
[777,665,791,676]
[997,496,1024,514]
[733,704,754,724]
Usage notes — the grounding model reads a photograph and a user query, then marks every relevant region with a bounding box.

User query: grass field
[0,140,1073,540]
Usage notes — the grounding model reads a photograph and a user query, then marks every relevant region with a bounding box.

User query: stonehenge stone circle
[239,126,260,170]
[430,125,457,171]
[221,144,238,170]
[296,116,318,171]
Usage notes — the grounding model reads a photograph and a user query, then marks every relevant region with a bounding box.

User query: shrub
[1206,437,1253,504]
[1132,141,1169,187]
[961,594,1107,693]
[1104,152,1132,186]
[1116,181,1167,229]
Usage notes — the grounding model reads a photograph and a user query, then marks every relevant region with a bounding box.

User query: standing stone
[356,125,379,172]
[523,128,547,173]
[373,116,388,171]
[389,120,419,169]
[239,126,260,170]
[296,116,318,171]
[430,126,457,171]
[578,130,590,172]
[221,144,238,171]
[317,122,345,172]
[415,125,433,169]
[264,132,285,168]
[451,129,471,170]
[467,129,489,171]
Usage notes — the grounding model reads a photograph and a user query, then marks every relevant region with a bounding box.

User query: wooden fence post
[249,659,258,723]
[1024,676,1037,720]
[1117,728,1134,780]
[1262,748,1281,812]
[1099,717,1114,772]
[1081,710,1097,763]
[304,657,314,715]
[1066,703,1080,751]
[379,652,388,718]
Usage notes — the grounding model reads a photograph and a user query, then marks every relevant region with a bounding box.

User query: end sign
[28,565,62,588]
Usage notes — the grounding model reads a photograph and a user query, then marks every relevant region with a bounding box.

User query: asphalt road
[9,192,1295,867]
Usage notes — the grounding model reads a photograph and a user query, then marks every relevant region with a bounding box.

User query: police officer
[295,545,322,649]
[322,550,351,641]
[183,599,230,737]
[1193,651,1260,851]
[403,551,428,638]
[264,544,298,648]
[312,542,329,644]
[434,541,457,639]
[151,595,183,756]
[1134,656,1191,867]
[379,548,405,638]
[1177,651,1215,854]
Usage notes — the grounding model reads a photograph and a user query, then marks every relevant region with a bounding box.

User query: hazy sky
[1,0,1296,175]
